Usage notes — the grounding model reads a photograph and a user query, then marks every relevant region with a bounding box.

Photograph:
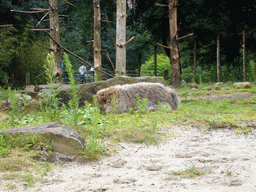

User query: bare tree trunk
[116,0,126,76]
[49,0,62,78]
[242,29,246,81]
[138,53,141,77]
[94,0,102,81]
[193,39,196,83]
[217,34,220,82]
[154,44,157,76]
[169,0,181,88]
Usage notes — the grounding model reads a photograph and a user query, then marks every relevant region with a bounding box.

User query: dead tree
[156,2,193,88]
[217,34,220,82]
[169,0,181,88]
[49,0,62,78]
[116,0,127,76]
[242,29,246,81]
[93,0,102,81]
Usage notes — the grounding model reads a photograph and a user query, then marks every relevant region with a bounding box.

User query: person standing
[79,62,87,83]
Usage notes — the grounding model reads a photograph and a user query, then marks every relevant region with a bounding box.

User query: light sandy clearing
[1,126,256,192]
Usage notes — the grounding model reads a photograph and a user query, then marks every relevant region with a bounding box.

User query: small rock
[212,85,221,90]
[190,88,198,92]
[145,164,162,171]
[187,83,198,89]
[111,158,127,168]
[202,87,212,91]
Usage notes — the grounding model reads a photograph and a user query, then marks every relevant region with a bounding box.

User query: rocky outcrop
[233,82,252,89]
[58,76,167,107]
[0,122,85,155]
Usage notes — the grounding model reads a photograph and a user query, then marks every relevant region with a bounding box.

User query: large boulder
[96,82,180,114]
[0,122,85,155]
[58,76,167,106]
[233,82,252,89]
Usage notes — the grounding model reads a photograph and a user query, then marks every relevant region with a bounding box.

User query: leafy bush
[141,54,171,78]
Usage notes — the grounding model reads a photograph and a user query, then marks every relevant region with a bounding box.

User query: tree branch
[30,8,49,11]
[62,0,76,8]
[102,49,115,71]
[103,13,116,47]
[125,36,135,45]
[177,33,194,40]
[0,24,13,27]
[11,9,47,13]
[36,12,49,27]
[30,29,50,31]
[156,43,172,49]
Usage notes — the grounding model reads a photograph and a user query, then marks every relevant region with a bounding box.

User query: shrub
[141,54,171,78]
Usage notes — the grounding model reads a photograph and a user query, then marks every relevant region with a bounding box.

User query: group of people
[62,61,94,84]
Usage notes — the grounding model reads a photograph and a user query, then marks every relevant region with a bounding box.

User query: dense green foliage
[141,54,171,78]
[1,0,256,86]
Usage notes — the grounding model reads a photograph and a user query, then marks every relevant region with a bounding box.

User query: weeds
[39,52,61,122]
[8,87,21,126]
[136,94,149,115]
[166,164,211,180]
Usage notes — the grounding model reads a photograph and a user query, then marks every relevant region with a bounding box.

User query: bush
[140,54,171,78]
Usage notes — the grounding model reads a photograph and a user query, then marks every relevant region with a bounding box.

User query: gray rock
[190,88,198,92]
[0,122,85,155]
[202,86,212,91]
[22,100,41,114]
[233,82,252,89]
[212,85,221,90]
[0,112,9,121]
[187,83,198,89]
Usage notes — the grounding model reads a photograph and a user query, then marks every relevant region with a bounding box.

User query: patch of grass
[166,165,211,180]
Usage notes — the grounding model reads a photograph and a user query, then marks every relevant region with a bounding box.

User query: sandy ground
[2,125,256,192]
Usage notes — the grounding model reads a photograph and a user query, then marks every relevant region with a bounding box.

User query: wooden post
[49,0,62,78]
[217,34,220,82]
[154,44,157,76]
[93,0,102,82]
[116,0,127,76]
[138,53,141,77]
[242,29,246,81]
[26,72,30,85]
[193,39,196,83]
[169,0,181,88]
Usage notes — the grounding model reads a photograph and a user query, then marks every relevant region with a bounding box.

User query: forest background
[1,0,256,87]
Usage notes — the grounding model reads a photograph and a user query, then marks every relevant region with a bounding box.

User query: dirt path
[2,126,254,192]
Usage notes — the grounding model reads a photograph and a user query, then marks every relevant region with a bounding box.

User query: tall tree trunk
[242,29,246,81]
[169,0,181,88]
[93,0,102,81]
[116,0,126,76]
[154,44,157,76]
[49,0,62,78]
[217,34,220,82]
[193,39,196,83]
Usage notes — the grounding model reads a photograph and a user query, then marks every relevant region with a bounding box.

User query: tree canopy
[1,0,256,86]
